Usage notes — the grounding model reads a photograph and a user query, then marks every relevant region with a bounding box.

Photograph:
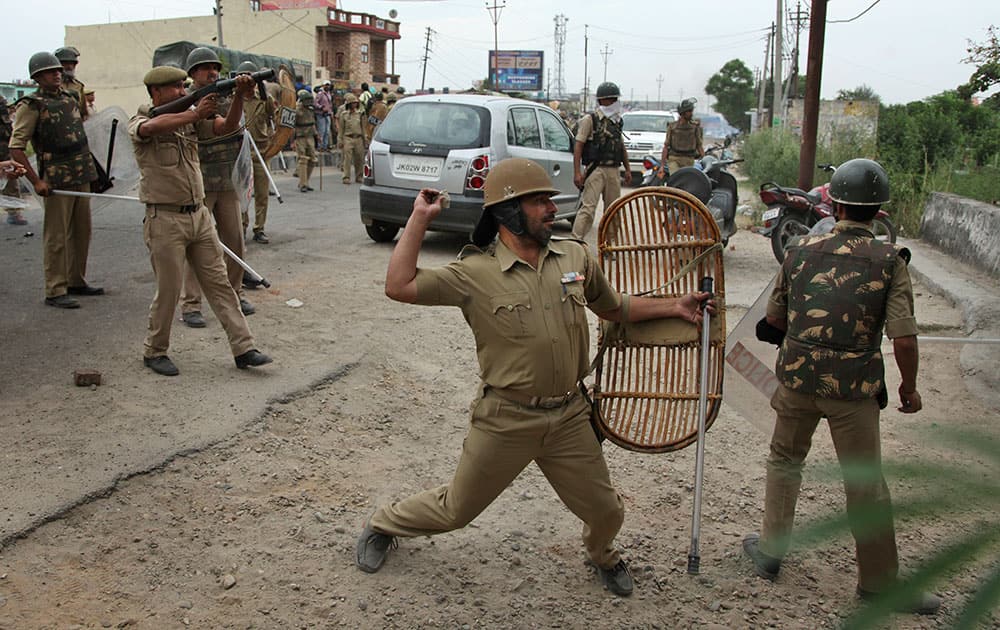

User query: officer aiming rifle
[149,68,275,118]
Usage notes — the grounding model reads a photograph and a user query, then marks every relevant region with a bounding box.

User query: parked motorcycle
[758,163,897,263]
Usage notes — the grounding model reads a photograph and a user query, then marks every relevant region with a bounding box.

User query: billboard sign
[489,50,543,92]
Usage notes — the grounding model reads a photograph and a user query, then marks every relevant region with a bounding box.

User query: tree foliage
[705,59,754,131]
[957,24,1000,108]
[836,84,881,103]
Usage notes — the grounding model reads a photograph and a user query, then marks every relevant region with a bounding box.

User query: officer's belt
[669,150,697,157]
[487,385,578,409]
[147,203,199,214]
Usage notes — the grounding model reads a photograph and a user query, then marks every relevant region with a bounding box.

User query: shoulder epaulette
[458,243,486,260]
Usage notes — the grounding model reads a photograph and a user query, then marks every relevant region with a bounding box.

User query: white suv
[359,94,580,242]
[621,110,678,180]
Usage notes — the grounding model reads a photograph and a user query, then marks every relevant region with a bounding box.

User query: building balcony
[326,9,400,39]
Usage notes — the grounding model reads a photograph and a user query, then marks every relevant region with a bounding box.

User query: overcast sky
[2,0,996,107]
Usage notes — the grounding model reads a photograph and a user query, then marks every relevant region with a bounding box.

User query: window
[507,108,541,148]
[249,0,260,11]
[376,102,489,148]
[538,110,571,151]
[360,43,369,64]
[335,53,344,70]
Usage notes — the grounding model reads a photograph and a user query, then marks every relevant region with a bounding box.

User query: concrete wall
[921,192,1000,279]
[785,99,878,146]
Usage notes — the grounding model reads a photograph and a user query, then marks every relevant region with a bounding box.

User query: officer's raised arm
[384,188,445,303]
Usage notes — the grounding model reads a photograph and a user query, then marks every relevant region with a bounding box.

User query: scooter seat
[781,187,822,205]
[666,167,712,204]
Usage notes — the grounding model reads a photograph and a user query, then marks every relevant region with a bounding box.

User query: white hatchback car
[359,94,580,242]
[621,110,678,180]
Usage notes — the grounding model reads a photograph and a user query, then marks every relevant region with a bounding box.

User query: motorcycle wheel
[871,216,897,244]
[771,214,811,263]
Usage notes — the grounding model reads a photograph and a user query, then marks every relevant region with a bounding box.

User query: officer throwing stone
[355,157,713,597]
[571,81,630,241]
[661,98,704,176]
[741,159,941,615]
[128,66,272,377]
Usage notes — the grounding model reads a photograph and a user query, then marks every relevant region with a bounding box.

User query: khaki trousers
[760,384,899,593]
[571,166,621,241]
[181,190,244,314]
[43,182,92,298]
[142,205,255,359]
[341,136,364,183]
[251,158,270,234]
[295,137,316,188]
[371,390,625,569]
[666,156,696,174]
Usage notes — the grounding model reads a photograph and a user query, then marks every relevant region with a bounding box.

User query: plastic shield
[83,106,140,212]
[231,134,254,220]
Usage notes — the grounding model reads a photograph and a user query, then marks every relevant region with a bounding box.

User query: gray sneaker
[355,519,397,573]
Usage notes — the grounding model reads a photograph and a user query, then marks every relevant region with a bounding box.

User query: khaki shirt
[767,220,917,339]
[414,238,622,395]
[8,99,40,151]
[574,109,603,144]
[337,106,366,140]
[128,105,214,205]
[244,94,276,144]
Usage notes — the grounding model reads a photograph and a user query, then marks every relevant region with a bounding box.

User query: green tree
[705,59,754,131]
[958,24,1000,108]
[836,84,881,103]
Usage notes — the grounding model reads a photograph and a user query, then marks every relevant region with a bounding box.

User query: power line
[828,0,883,24]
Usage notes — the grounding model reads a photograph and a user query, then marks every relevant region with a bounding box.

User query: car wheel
[365,221,400,243]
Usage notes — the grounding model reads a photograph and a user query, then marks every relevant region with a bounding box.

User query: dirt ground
[0,203,997,628]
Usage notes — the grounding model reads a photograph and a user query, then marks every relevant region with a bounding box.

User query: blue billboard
[489,50,544,92]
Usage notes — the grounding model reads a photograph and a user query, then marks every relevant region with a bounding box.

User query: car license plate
[762,208,780,221]
[392,154,443,180]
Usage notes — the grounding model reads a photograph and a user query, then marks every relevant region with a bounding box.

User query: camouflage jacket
[582,112,624,166]
[295,104,316,138]
[776,226,903,400]
[195,92,242,192]
[21,89,97,188]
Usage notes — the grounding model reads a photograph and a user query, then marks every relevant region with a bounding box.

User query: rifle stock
[149,68,276,118]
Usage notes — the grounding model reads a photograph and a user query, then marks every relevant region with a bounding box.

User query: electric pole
[600,43,613,82]
[420,27,434,91]
[215,0,225,47]
[789,1,809,100]
[656,74,664,109]
[772,0,784,126]
[798,0,828,190]
[553,14,568,99]
[486,0,506,91]
[582,24,589,111]
[758,23,773,129]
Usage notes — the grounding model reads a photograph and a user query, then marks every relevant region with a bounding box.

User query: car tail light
[465,154,490,193]
[363,148,373,181]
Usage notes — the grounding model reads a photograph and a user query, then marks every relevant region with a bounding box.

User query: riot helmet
[54,47,80,63]
[235,61,258,74]
[28,52,63,78]
[677,98,697,114]
[344,93,359,105]
[829,159,890,206]
[297,89,314,102]
[595,82,620,100]
[471,158,560,246]
[185,47,222,75]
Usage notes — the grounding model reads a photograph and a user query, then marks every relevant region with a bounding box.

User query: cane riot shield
[593,187,726,453]
[262,65,297,161]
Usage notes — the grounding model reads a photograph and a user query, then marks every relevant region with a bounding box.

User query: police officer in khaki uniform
[661,98,704,175]
[571,81,630,241]
[1,95,27,225]
[236,61,276,243]
[293,90,317,193]
[385,92,398,112]
[355,157,713,598]
[54,47,88,122]
[128,65,272,377]
[337,92,366,185]
[9,52,102,309]
[742,159,941,615]
[178,48,254,327]
[364,91,388,140]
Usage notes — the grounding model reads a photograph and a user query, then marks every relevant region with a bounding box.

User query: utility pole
[797,0,828,190]
[582,24,589,112]
[789,1,809,101]
[215,0,225,47]
[486,0,506,92]
[656,73,664,109]
[772,0,784,126]
[600,43,613,82]
[758,23,773,129]
[420,27,433,91]
[553,14,568,99]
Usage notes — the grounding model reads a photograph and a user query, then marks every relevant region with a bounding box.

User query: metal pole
[486,1,506,91]
[215,0,225,47]
[771,0,783,126]
[582,25,589,111]
[797,0,827,190]
[688,276,714,575]
[246,133,283,204]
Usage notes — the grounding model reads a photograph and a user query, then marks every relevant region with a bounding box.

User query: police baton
[688,276,714,575]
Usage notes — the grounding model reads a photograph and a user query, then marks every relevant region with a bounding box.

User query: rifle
[149,68,276,118]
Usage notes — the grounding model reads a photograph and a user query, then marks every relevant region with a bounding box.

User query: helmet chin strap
[491,200,526,236]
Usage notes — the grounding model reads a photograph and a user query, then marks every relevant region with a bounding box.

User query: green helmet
[595,82,620,99]
[829,158,890,206]
[54,47,80,63]
[185,47,222,75]
[235,61,258,74]
[678,98,697,114]
[28,52,63,78]
[297,89,313,102]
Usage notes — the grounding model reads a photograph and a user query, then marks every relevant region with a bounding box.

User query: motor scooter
[667,141,743,245]
[759,164,897,263]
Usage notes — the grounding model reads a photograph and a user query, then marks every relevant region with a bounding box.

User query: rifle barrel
[149,68,275,118]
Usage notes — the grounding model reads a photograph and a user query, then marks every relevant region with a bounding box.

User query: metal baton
[688,276,714,575]
[245,133,283,204]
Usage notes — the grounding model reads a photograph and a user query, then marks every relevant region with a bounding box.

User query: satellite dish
[388,9,398,18]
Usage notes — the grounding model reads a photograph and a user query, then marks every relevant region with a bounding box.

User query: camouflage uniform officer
[9,52,101,309]
[661,98,703,175]
[293,90,317,193]
[355,158,713,598]
[179,47,254,327]
[336,92,366,185]
[571,81,630,241]
[54,47,88,122]
[364,92,388,141]
[742,159,941,615]
[129,65,272,376]
[237,61,276,243]
[1,95,27,225]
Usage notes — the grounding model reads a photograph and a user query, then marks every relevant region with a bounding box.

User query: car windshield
[622,114,672,133]
[375,102,490,148]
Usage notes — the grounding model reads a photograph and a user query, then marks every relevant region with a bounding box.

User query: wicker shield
[262,65,297,161]
[593,187,726,453]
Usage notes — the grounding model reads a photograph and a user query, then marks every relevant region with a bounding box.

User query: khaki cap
[144,66,188,87]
